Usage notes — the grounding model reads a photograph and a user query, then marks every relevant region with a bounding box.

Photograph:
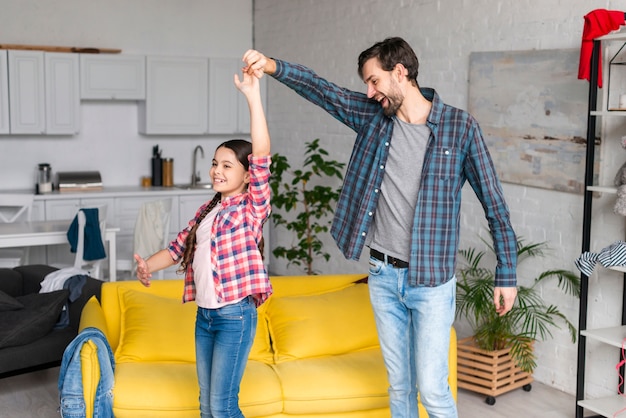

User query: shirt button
[380,165,384,170]
[444,149,450,155]
[368,211,373,216]
[361,232,366,236]
[385,142,390,146]
[374,189,379,193]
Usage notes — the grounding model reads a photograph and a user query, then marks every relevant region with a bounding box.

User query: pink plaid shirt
[168,155,272,307]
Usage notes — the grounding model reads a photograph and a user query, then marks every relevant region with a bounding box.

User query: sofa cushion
[0,289,69,348]
[0,289,23,311]
[240,360,284,417]
[265,283,378,362]
[111,360,284,418]
[248,305,273,363]
[116,288,196,363]
[274,348,389,415]
[113,362,199,417]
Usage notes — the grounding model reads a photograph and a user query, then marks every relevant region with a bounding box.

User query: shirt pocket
[428,146,462,180]
[421,146,463,211]
[217,206,246,232]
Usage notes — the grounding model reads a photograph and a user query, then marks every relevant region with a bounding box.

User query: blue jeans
[58,327,115,418]
[368,257,457,418]
[195,296,257,418]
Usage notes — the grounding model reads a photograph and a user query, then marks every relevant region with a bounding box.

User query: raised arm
[234,54,270,157]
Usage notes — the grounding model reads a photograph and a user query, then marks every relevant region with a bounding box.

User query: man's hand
[242,49,276,77]
[494,286,517,316]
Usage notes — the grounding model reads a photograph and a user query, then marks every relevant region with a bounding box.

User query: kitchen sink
[174,183,213,190]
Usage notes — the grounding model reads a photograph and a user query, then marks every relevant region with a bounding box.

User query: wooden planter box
[457,336,533,404]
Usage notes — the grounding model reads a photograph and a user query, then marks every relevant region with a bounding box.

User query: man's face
[361,58,404,117]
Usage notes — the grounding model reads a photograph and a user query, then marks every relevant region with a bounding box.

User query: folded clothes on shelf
[575,240,626,276]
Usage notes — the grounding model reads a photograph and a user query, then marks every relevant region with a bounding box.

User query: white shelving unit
[577,32,626,418]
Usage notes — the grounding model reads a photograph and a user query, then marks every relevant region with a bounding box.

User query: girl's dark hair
[220,139,253,171]
[177,139,265,274]
[357,37,419,85]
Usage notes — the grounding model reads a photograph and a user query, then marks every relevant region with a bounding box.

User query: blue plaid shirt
[272,59,517,288]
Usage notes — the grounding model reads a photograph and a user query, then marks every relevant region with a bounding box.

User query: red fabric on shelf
[578,9,626,87]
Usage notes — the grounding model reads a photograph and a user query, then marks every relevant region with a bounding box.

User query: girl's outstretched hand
[134,253,151,287]
[234,69,260,96]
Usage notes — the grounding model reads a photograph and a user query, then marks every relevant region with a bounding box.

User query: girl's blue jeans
[195,296,257,418]
[368,256,457,418]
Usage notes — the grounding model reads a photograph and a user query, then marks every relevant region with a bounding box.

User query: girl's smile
[210,146,250,197]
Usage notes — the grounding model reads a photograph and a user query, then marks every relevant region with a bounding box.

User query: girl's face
[210,146,249,197]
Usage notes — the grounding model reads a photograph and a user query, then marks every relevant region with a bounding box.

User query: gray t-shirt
[367,118,430,261]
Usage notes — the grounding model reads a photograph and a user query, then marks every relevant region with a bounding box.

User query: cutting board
[0,44,121,53]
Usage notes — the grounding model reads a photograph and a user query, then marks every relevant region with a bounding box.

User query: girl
[134,51,272,418]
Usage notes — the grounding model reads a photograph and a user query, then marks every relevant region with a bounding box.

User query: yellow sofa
[78,274,457,417]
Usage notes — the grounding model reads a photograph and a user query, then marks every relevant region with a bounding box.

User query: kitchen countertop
[3,185,215,200]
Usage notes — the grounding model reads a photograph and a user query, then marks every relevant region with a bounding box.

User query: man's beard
[382,82,403,117]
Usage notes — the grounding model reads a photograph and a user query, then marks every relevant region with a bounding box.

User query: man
[243,37,518,418]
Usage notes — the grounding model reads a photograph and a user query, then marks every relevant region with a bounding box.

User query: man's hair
[357,37,419,84]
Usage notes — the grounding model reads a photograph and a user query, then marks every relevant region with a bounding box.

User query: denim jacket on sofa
[58,327,115,418]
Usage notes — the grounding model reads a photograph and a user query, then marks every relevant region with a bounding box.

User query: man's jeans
[195,296,257,418]
[368,257,457,418]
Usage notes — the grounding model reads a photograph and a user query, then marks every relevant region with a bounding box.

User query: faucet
[191,145,205,186]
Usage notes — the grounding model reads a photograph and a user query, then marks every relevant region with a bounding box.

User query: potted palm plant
[455,237,580,405]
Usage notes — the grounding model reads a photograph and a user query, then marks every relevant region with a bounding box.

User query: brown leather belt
[370,248,409,269]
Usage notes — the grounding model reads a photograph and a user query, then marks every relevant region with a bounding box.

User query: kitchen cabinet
[0,51,8,134]
[208,57,266,134]
[576,33,626,418]
[8,50,45,134]
[80,54,146,100]
[44,53,81,134]
[6,50,79,135]
[138,56,209,135]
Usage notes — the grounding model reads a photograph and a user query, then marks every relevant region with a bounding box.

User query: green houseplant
[456,237,580,374]
[269,139,345,275]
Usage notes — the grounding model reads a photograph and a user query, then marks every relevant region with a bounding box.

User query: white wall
[0,0,253,191]
[253,0,626,398]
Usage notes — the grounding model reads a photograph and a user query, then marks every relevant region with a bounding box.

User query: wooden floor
[0,366,577,418]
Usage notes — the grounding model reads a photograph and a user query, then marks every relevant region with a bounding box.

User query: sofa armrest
[79,339,102,418]
[449,327,457,400]
[79,296,110,340]
[79,296,113,418]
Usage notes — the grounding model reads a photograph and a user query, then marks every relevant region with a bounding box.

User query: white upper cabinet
[80,54,145,100]
[45,53,80,134]
[6,50,79,135]
[208,57,266,134]
[208,58,239,134]
[8,50,46,134]
[0,51,8,134]
[138,56,209,135]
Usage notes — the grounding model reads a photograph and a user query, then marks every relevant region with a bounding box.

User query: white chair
[0,194,34,267]
[73,208,108,278]
[133,198,172,279]
[54,207,108,279]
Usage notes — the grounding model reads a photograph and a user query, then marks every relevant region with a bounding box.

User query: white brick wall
[254,0,626,398]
